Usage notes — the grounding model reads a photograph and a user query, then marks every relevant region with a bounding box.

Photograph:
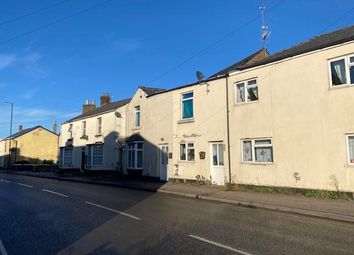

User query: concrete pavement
[1,173,354,255]
[2,170,354,224]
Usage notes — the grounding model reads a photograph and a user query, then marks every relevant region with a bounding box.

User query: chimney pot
[82,100,96,114]
[19,124,23,132]
[100,93,111,106]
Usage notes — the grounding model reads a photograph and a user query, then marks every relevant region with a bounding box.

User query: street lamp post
[5,102,13,169]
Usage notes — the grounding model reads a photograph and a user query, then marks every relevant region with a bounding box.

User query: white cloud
[21,52,48,78]
[22,88,38,100]
[0,54,16,70]
[22,87,39,100]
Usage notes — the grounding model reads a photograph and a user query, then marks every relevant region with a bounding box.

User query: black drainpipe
[225,75,232,184]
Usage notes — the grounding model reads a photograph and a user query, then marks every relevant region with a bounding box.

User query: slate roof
[209,48,269,78]
[237,25,354,71]
[139,86,166,96]
[4,125,58,140]
[64,98,131,124]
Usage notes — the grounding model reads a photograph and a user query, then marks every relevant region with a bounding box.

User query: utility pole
[5,102,13,169]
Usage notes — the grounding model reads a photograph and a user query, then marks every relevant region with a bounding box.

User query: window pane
[248,79,257,86]
[187,148,195,161]
[243,141,252,161]
[255,147,273,162]
[137,151,143,168]
[128,151,132,167]
[350,57,354,63]
[180,144,186,160]
[350,66,354,84]
[212,144,218,166]
[349,136,354,163]
[182,99,193,119]
[236,83,245,103]
[187,143,194,147]
[182,92,193,99]
[255,139,271,145]
[247,86,258,101]
[137,143,143,149]
[331,59,347,85]
[218,144,224,166]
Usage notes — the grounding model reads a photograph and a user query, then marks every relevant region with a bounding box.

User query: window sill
[95,134,102,137]
[178,160,195,163]
[329,83,354,90]
[131,127,141,132]
[178,118,194,124]
[234,100,259,106]
[241,161,274,165]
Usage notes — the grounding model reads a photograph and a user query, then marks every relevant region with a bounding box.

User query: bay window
[59,147,73,166]
[87,144,103,166]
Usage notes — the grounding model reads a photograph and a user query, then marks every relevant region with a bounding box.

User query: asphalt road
[0,173,354,255]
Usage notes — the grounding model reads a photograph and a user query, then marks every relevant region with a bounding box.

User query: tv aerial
[196,71,205,83]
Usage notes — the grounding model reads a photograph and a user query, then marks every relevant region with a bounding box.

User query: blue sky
[0,0,353,137]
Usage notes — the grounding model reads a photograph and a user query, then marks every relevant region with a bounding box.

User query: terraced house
[59,94,130,171]
[59,25,354,192]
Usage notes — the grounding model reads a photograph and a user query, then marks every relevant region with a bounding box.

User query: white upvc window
[241,138,273,163]
[96,117,102,135]
[180,142,195,161]
[235,78,258,103]
[128,142,143,169]
[82,121,86,136]
[181,92,194,119]
[329,54,354,87]
[346,134,354,165]
[87,144,103,166]
[135,106,141,128]
[59,147,73,166]
[68,124,73,138]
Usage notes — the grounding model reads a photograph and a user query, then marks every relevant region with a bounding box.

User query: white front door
[159,145,169,181]
[210,143,225,185]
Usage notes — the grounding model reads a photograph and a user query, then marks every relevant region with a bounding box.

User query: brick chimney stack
[82,99,96,114]
[100,93,111,106]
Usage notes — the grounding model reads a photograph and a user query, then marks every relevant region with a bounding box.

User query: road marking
[85,201,141,221]
[42,189,68,198]
[0,179,11,183]
[0,239,8,255]
[17,182,33,188]
[188,235,253,255]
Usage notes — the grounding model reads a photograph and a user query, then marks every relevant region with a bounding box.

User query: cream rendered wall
[59,105,127,170]
[171,79,229,182]
[228,41,354,192]
[125,88,167,177]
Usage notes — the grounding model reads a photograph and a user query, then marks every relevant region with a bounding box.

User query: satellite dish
[196,71,205,82]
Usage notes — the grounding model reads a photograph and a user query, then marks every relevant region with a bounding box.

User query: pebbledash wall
[227,41,354,192]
